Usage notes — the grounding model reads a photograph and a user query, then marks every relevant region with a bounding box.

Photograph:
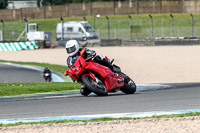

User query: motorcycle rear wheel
[120,73,136,94]
[82,75,108,96]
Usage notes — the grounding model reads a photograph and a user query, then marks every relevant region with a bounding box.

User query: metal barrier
[0,41,39,51]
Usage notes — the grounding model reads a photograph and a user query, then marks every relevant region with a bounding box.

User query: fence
[0,22,26,41]
[94,14,200,39]
[1,1,200,21]
[1,14,200,41]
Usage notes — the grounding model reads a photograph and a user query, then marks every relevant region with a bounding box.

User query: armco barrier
[0,41,39,51]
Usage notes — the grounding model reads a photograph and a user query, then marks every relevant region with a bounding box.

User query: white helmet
[65,40,79,56]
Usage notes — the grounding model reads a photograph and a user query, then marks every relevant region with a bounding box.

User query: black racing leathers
[67,48,96,68]
[67,48,114,71]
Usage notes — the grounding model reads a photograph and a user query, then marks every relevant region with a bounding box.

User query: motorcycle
[43,72,52,82]
[64,49,136,96]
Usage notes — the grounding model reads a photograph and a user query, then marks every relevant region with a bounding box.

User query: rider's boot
[80,85,91,96]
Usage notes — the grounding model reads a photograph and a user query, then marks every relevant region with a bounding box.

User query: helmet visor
[66,45,76,54]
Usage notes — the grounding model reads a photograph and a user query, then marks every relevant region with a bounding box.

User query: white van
[56,21,98,41]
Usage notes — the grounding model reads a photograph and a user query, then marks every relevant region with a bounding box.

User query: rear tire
[120,73,136,94]
[82,75,108,96]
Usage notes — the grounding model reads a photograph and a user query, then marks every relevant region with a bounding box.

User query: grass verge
[0,82,80,97]
[0,112,200,127]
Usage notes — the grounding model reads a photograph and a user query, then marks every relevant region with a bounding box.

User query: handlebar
[85,56,93,61]
[85,54,96,61]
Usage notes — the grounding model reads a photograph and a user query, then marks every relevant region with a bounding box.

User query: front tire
[82,75,108,96]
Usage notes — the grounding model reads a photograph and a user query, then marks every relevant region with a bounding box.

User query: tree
[0,0,8,9]
[37,0,72,7]
[37,0,126,7]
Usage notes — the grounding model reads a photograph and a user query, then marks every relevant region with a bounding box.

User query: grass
[0,60,68,73]
[0,112,200,127]
[0,82,80,96]
[1,13,200,41]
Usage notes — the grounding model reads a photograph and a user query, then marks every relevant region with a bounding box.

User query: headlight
[75,69,79,73]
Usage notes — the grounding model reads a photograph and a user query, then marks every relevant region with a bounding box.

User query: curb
[0,109,200,124]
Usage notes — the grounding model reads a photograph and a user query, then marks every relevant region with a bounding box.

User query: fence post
[170,14,174,37]
[20,8,23,21]
[83,16,87,40]
[24,18,28,40]
[60,17,64,41]
[106,16,110,39]
[93,14,100,31]
[0,20,4,41]
[128,15,133,40]
[136,0,139,14]
[43,6,46,19]
[149,14,153,38]
[94,14,101,30]
[190,13,194,37]
[83,16,87,23]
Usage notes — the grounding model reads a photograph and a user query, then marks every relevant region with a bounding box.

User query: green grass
[0,60,68,73]
[0,82,80,96]
[0,112,200,127]
[1,13,200,41]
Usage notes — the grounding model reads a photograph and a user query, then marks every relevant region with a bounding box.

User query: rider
[65,40,117,95]
[43,67,52,81]
[43,67,51,77]
[65,40,114,71]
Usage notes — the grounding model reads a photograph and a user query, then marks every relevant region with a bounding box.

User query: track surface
[0,83,200,119]
[0,63,45,83]
[0,64,200,120]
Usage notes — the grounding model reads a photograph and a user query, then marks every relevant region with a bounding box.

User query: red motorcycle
[64,49,136,96]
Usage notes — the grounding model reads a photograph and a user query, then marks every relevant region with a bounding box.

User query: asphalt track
[0,63,45,83]
[0,83,200,120]
[0,64,200,121]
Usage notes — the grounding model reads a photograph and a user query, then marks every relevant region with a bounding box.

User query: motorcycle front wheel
[82,75,108,96]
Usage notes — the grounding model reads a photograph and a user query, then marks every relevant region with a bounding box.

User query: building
[7,0,37,9]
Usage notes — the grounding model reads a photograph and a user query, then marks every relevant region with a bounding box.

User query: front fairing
[67,56,124,92]
[68,56,87,80]
[84,62,124,91]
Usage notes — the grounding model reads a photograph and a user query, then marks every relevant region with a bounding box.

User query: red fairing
[65,55,124,92]
[85,61,124,91]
